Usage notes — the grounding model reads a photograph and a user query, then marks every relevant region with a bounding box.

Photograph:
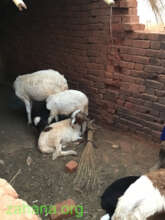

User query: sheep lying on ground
[38,110,88,160]
[45,89,88,126]
[13,69,68,124]
[111,169,165,220]
[100,176,140,220]
[0,178,41,220]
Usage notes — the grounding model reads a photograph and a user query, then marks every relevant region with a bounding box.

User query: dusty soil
[0,85,163,220]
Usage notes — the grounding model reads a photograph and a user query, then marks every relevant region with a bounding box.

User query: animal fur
[100,176,140,220]
[38,110,87,160]
[112,169,165,220]
[13,69,68,124]
[46,89,88,125]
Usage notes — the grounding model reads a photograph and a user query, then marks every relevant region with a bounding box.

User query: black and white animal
[31,101,52,134]
[13,69,68,124]
[38,109,88,160]
[100,176,140,220]
[111,169,165,220]
[31,101,69,134]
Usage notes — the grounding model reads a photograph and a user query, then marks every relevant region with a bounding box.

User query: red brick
[127,47,146,56]
[147,34,160,41]
[134,63,144,71]
[123,39,133,47]
[117,99,124,106]
[122,15,139,24]
[151,41,160,50]
[132,55,149,64]
[112,24,124,32]
[125,102,133,109]
[104,79,120,88]
[112,16,122,24]
[123,24,145,32]
[65,160,78,173]
[141,93,158,102]
[144,65,164,74]
[132,40,150,49]
[105,71,113,79]
[120,61,135,69]
[127,8,137,15]
[120,0,137,8]
[145,49,161,57]
[145,79,163,89]
[158,75,165,83]
[50,199,76,220]
[155,90,165,97]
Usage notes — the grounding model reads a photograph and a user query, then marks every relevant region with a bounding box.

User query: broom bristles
[74,142,99,191]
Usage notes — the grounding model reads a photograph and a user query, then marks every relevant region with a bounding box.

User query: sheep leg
[52,149,77,160]
[48,115,59,124]
[55,115,59,122]
[77,137,83,141]
[24,99,32,124]
[60,150,77,157]
[52,144,62,160]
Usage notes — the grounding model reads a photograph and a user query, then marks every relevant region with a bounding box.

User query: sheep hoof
[70,150,77,156]
[52,152,58,160]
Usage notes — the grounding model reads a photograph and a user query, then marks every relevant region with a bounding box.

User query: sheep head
[71,109,88,127]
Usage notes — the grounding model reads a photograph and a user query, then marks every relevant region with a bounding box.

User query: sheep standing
[38,110,88,160]
[111,169,165,220]
[13,69,68,124]
[46,89,88,126]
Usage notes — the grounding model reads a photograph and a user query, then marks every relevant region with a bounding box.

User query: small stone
[0,160,5,165]
[112,144,120,149]
[26,156,32,166]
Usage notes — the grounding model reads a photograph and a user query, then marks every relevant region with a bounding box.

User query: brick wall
[104,1,165,141]
[0,0,165,140]
[111,32,165,141]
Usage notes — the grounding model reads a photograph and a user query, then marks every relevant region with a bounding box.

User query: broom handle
[87,130,94,142]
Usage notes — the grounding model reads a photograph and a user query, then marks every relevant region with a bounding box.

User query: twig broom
[74,120,99,191]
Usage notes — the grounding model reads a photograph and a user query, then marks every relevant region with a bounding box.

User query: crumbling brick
[65,161,78,173]
[50,199,76,220]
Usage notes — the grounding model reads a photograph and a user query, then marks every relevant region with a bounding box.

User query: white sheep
[46,89,88,125]
[13,69,68,124]
[111,169,165,220]
[38,110,88,160]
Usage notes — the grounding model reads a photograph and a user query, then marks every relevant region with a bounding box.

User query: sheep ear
[70,109,81,126]
[71,109,81,119]
[71,117,76,126]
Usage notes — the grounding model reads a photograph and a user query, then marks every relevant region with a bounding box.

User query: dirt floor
[0,85,163,220]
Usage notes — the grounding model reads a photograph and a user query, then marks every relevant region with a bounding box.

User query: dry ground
[0,85,163,220]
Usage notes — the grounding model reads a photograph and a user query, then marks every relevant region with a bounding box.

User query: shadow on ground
[0,85,163,219]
